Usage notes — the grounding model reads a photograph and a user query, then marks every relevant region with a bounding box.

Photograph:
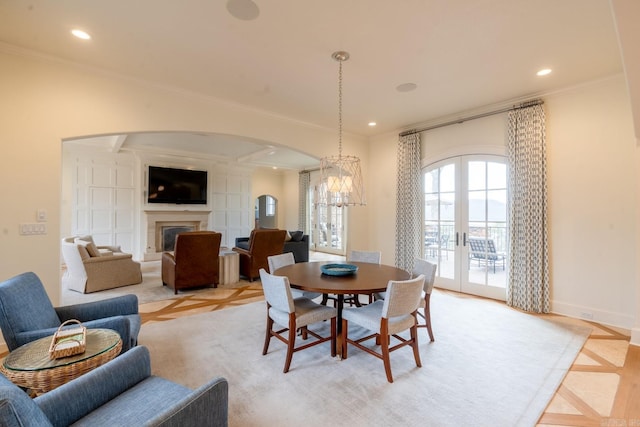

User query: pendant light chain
[338,57,343,158]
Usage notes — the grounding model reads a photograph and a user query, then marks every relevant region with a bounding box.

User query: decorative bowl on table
[320,263,358,276]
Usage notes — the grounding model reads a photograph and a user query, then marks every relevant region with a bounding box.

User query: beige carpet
[139,291,591,427]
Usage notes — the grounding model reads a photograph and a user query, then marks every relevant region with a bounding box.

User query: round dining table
[274,261,410,357]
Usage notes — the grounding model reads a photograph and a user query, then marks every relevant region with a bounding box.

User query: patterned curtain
[507,104,549,313]
[395,133,423,272]
[298,171,310,232]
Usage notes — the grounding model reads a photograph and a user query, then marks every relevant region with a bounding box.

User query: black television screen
[147,166,207,204]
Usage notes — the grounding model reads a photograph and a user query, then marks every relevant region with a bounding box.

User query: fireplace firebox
[144,210,210,261]
[161,226,196,251]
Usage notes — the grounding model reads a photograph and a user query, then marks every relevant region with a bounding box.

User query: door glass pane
[424,163,455,280]
[440,164,455,192]
[487,189,506,221]
[487,162,506,189]
[468,190,486,222]
[310,182,345,254]
[467,160,507,288]
[468,161,485,191]
[318,207,342,250]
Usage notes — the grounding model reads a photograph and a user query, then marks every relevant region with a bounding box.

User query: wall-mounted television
[147,166,208,205]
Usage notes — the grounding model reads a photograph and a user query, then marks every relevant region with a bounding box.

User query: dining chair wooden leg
[424,295,434,342]
[262,312,274,355]
[380,321,393,383]
[411,322,422,368]
[417,295,435,342]
[283,315,297,373]
[330,317,337,357]
[321,293,339,307]
[341,318,349,359]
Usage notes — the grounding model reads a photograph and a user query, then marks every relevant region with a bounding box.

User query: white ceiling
[0,0,625,169]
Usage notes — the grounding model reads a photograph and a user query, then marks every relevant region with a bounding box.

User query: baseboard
[551,300,634,334]
[631,327,640,347]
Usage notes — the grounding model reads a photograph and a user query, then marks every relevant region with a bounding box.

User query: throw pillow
[284,231,292,242]
[75,235,95,244]
[290,231,304,242]
[74,238,100,257]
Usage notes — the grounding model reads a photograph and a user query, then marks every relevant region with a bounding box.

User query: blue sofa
[0,346,228,426]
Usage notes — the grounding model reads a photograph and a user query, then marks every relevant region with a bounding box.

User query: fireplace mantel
[144,210,211,261]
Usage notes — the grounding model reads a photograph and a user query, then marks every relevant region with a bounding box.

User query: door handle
[455,232,459,246]
[463,232,468,246]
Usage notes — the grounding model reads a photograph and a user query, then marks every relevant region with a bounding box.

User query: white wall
[282,170,302,231]
[0,50,368,304]
[546,76,637,329]
[370,75,639,339]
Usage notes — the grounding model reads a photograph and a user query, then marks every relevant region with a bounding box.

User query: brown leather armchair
[162,231,222,294]
[232,229,287,281]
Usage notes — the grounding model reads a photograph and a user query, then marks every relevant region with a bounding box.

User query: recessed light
[272,166,278,170]
[368,122,377,127]
[226,0,260,21]
[71,29,91,40]
[396,83,417,92]
[537,68,552,76]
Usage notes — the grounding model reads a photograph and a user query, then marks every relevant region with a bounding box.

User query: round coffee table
[0,328,122,395]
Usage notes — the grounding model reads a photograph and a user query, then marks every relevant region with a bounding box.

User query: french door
[309,182,346,255]
[424,155,508,300]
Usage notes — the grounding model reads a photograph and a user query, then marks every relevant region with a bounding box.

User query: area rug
[139,291,590,427]
[60,261,251,305]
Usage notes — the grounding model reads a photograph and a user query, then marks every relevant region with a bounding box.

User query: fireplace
[144,210,210,260]
[161,225,196,251]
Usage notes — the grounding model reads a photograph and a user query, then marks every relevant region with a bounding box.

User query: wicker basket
[48,319,86,360]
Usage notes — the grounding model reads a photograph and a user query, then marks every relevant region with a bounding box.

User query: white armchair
[61,236,142,293]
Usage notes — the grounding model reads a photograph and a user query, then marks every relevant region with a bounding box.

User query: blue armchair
[0,346,229,426]
[0,272,140,352]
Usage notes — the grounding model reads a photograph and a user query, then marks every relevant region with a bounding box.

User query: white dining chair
[375,258,437,341]
[267,253,321,300]
[259,269,337,373]
[412,258,437,341]
[346,250,382,305]
[341,274,425,383]
[348,250,381,264]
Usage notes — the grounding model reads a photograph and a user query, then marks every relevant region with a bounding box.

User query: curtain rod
[300,167,320,174]
[399,99,544,137]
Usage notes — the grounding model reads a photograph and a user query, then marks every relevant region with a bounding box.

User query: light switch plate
[20,223,47,235]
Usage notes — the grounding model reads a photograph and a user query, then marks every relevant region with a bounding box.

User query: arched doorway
[255,194,277,229]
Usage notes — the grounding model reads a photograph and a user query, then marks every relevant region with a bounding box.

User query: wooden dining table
[274,261,410,357]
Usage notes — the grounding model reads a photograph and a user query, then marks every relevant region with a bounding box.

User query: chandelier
[318,51,366,207]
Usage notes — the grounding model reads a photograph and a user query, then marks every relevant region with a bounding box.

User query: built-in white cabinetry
[65,147,253,261]
[71,154,137,253]
[211,170,252,249]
